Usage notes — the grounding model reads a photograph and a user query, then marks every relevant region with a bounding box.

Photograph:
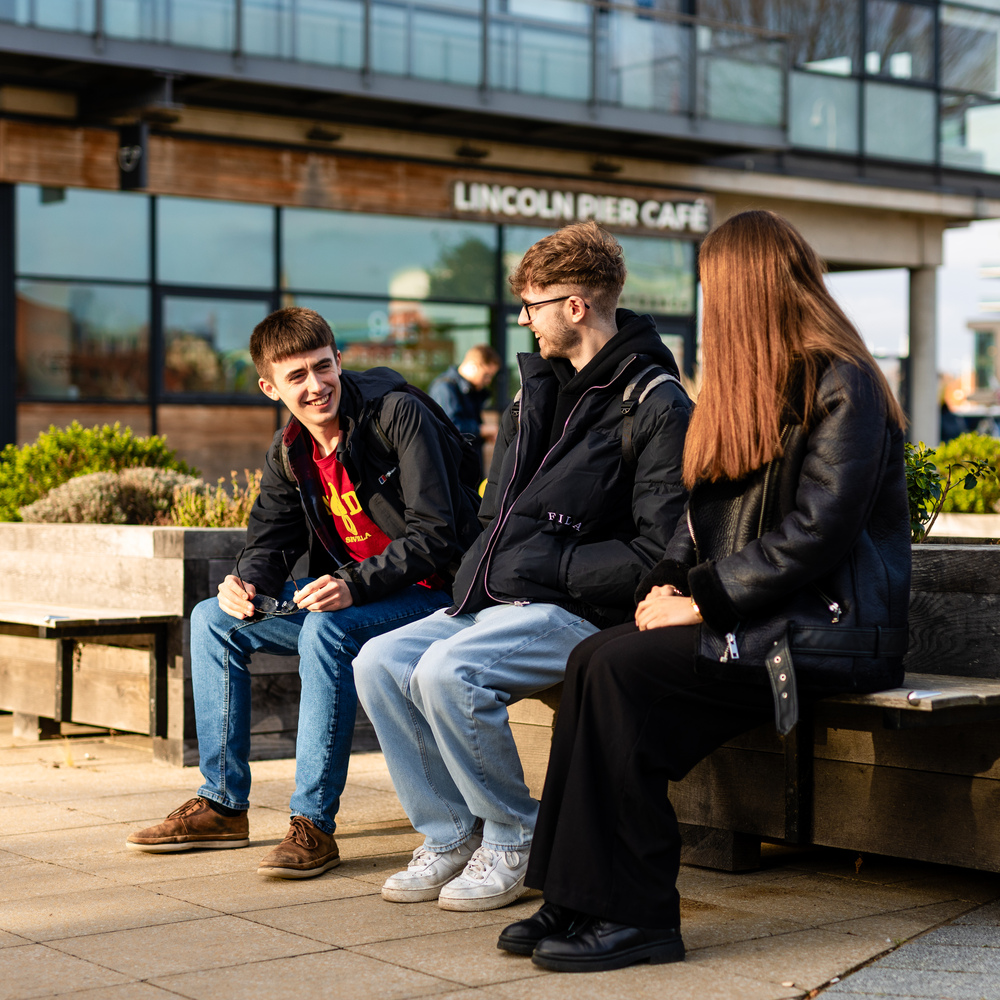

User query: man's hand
[635,584,701,631]
[293,575,354,612]
[218,574,257,620]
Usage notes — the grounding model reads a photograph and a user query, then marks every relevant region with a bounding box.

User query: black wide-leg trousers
[524,622,774,929]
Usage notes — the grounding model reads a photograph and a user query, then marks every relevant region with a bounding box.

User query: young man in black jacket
[354,222,692,911]
[127,307,481,878]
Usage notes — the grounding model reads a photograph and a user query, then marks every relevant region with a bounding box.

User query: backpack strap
[621,364,682,467]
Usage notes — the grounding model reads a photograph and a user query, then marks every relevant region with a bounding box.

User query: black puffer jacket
[637,359,911,695]
[239,368,483,605]
[451,310,692,629]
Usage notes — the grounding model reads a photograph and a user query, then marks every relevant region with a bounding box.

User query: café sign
[453,180,710,234]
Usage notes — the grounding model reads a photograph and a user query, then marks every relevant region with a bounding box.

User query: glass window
[864,81,936,162]
[865,0,934,82]
[696,27,786,126]
[942,5,1000,97]
[373,1,481,86]
[941,94,1000,173]
[282,209,497,300]
[157,198,275,289]
[16,186,149,281]
[286,294,491,390]
[162,295,271,396]
[603,13,691,113]
[105,0,234,50]
[21,0,95,30]
[489,0,590,99]
[699,0,860,76]
[789,71,860,153]
[243,0,363,67]
[16,281,149,400]
[618,235,695,315]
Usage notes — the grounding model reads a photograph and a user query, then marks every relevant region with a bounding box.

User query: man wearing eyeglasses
[126,307,482,878]
[354,221,692,911]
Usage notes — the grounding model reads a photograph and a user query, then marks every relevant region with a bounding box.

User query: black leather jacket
[637,359,911,694]
[451,311,692,629]
[239,368,482,605]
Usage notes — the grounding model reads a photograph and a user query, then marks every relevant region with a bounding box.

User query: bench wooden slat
[829,671,1000,712]
[0,601,176,630]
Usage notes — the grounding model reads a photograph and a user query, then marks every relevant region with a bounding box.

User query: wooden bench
[509,543,1000,876]
[0,602,177,741]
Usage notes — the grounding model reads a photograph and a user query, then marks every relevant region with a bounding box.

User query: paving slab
[30,985,185,1000]
[819,966,1000,998]
[48,914,329,979]
[150,949,453,1000]
[0,943,130,1000]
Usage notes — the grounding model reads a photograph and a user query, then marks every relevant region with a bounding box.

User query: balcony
[0,0,789,152]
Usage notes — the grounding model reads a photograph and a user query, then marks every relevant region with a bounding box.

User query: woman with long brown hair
[497,209,912,972]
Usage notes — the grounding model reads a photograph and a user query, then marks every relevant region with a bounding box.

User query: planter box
[0,524,377,766]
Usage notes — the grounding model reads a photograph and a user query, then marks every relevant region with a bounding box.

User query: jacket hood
[339,367,407,419]
[549,309,681,391]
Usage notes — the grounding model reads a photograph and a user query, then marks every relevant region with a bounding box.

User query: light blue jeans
[190,580,451,833]
[353,603,598,852]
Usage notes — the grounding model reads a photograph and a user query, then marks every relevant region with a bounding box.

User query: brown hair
[683,210,906,488]
[509,221,626,320]
[250,307,337,382]
[464,344,502,368]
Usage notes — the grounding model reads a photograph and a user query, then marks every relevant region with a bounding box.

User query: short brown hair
[509,221,626,320]
[250,307,337,382]
[463,344,502,369]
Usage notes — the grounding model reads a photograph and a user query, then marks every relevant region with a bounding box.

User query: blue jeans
[190,580,451,833]
[353,603,598,852]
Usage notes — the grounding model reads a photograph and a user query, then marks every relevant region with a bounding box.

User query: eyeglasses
[519,295,590,321]
[235,548,303,615]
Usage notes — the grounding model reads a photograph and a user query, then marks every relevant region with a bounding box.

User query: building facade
[2,0,1000,477]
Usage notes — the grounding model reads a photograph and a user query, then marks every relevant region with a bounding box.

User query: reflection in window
[696,26,785,126]
[243,0,363,67]
[941,94,1000,173]
[16,282,149,400]
[865,0,934,82]
[286,294,490,390]
[602,12,691,113]
[157,198,275,289]
[942,5,1000,97]
[699,0,859,75]
[8,0,95,30]
[489,0,590,99]
[864,81,936,162]
[372,0,481,85]
[17,186,149,281]
[789,71,860,153]
[162,296,270,396]
[282,209,497,300]
[105,0,234,50]
[618,236,695,315]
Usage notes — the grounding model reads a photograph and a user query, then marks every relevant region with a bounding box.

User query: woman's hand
[635,584,703,631]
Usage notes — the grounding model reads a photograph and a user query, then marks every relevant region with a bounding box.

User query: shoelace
[462,846,518,882]
[408,845,441,870]
[285,817,317,848]
[167,798,204,819]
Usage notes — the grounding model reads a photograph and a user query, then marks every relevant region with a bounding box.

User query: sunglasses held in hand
[235,548,304,616]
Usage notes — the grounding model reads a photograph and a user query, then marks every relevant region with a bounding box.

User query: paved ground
[2,718,999,1000]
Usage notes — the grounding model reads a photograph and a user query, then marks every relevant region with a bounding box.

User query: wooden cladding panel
[71,642,151,734]
[0,634,59,717]
[0,120,708,222]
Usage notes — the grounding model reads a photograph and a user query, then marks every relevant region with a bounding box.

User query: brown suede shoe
[257,816,341,879]
[126,797,250,853]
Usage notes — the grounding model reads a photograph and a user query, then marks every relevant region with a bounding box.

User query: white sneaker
[437,845,529,911]
[381,832,483,902]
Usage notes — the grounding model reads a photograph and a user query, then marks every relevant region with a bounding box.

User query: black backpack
[369,383,484,494]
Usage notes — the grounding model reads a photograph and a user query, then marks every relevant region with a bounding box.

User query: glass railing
[1,0,788,126]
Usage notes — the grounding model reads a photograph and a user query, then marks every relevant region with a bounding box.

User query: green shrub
[932,433,1000,514]
[19,468,201,524]
[0,422,196,522]
[169,470,262,528]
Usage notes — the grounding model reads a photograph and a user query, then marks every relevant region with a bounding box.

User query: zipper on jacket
[453,354,644,615]
[721,631,740,661]
[815,586,842,623]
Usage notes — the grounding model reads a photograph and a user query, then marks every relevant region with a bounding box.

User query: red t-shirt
[313,440,393,562]
[312,439,443,590]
